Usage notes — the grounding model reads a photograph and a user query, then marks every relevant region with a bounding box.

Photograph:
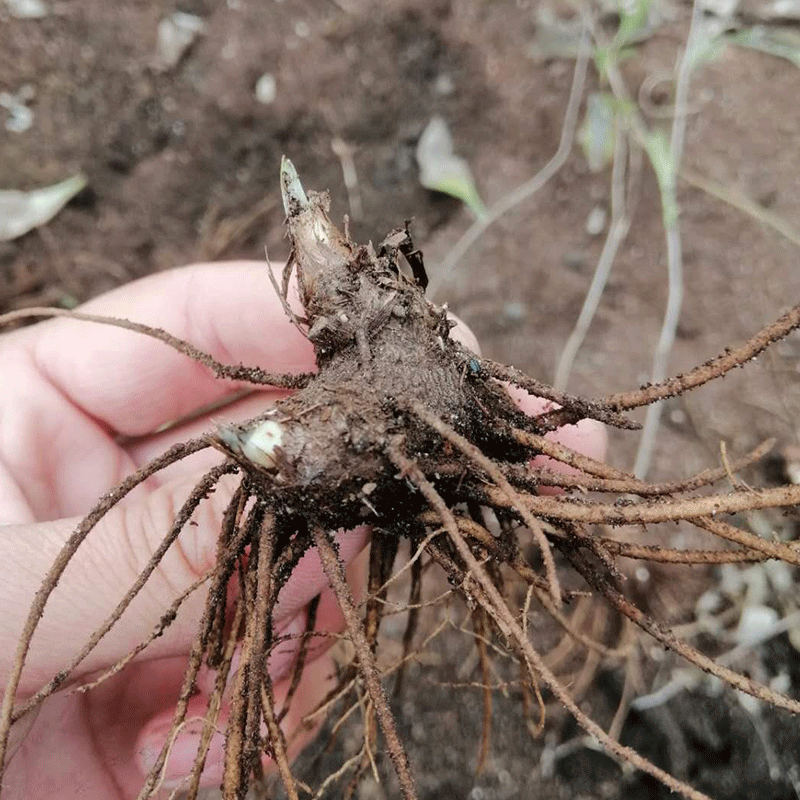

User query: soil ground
[2,1,799,798]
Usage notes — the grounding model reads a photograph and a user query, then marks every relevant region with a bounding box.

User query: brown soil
[2,1,800,798]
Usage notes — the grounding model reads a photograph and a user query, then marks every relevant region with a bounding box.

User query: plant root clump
[2,159,800,800]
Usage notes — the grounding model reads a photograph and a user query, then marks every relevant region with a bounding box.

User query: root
[543,596,595,672]
[0,306,311,389]
[261,679,298,800]
[393,543,423,698]
[479,356,639,431]
[70,571,213,695]
[16,462,237,723]
[539,302,800,428]
[276,595,319,725]
[693,515,800,564]
[473,609,492,774]
[481,482,800,534]
[243,515,277,784]
[563,545,800,715]
[365,530,398,653]
[422,510,619,661]
[388,444,715,800]
[222,532,259,799]
[407,401,562,608]
[599,539,785,565]
[507,437,775,497]
[184,586,245,800]
[508,426,633,481]
[7,160,800,800]
[232,511,302,800]
[606,302,800,409]
[138,581,225,798]
[206,484,250,670]
[311,525,418,800]
[139,496,263,798]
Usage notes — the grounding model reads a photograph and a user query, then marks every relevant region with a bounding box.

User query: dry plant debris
[1,159,799,800]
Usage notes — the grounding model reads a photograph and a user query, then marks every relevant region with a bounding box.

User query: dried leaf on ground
[0,175,87,242]
[416,116,486,219]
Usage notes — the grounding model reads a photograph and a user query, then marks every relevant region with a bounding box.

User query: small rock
[719,563,744,598]
[562,250,587,271]
[4,0,48,19]
[771,0,800,17]
[735,604,778,646]
[789,621,800,653]
[668,407,687,425]
[0,91,33,133]
[700,0,739,19]
[433,73,455,96]
[155,12,206,71]
[585,204,607,236]
[741,564,770,606]
[780,444,800,484]
[502,301,526,322]
[735,688,761,714]
[770,671,791,694]
[254,72,277,104]
[695,589,722,616]
[764,560,793,594]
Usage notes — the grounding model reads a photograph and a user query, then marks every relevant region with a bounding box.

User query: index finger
[15,261,313,437]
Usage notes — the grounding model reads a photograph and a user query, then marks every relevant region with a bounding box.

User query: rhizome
[1,159,800,800]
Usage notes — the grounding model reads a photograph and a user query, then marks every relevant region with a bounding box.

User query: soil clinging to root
[1,160,800,800]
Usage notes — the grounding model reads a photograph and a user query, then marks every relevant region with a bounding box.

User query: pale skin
[0,261,606,798]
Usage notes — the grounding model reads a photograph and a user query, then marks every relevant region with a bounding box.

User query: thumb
[0,470,368,696]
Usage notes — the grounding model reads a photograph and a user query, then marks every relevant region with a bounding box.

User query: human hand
[0,261,373,797]
[0,260,605,798]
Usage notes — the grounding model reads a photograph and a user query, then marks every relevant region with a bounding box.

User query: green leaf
[615,0,655,49]
[416,117,487,219]
[693,25,800,72]
[728,25,800,68]
[594,0,655,82]
[643,130,678,226]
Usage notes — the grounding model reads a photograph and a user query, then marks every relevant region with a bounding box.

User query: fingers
[505,384,608,492]
[134,651,336,791]
[0,469,369,694]
[12,261,313,438]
